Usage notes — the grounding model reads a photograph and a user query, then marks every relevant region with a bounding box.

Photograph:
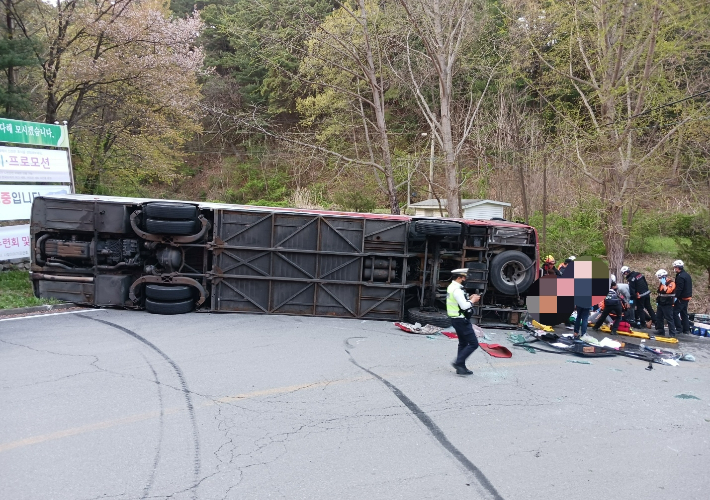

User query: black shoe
[592,327,600,332]
[452,362,473,375]
[610,330,618,335]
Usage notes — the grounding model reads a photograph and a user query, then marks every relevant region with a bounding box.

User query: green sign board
[0,118,69,149]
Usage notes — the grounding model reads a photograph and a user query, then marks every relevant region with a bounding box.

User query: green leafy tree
[674,210,710,294]
[0,0,37,117]
[515,0,710,278]
[394,0,499,218]
[207,0,335,115]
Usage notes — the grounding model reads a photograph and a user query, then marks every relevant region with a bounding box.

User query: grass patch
[0,270,57,310]
[628,236,683,255]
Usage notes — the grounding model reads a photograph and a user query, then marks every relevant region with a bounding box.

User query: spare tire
[145,284,193,301]
[489,250,535,295]
[144,202,198,220]
[145,218,198,235]
[145,298,194,315]
[407,307,452,328]
[413,220,462,237]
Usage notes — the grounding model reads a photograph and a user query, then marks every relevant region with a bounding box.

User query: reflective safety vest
[447,281,466,318]
[657,280,676,306]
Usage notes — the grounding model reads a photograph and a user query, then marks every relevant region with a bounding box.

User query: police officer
[593,281,623,334]
[672,259,693,334]
[447,269,481,375]
[621,265,656,328]
[654,269,678,338]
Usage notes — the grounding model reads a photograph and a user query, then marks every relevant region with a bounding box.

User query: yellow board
[532,320,554,332]
[597,325,679,343]
[598,325,649,338]
[650,336,679,344]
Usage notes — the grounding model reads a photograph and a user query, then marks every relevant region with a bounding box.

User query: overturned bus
[30,195,539,326]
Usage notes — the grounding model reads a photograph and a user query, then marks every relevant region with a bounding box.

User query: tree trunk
[542,159,547,250]
[518,161,528,224]
[358,0,399,214]
[440,92,460,217]
[5,1,15,116]
[45,87,58,124]
[604,201,625,280]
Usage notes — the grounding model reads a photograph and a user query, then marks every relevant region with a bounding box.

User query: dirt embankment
[624,254,708,315]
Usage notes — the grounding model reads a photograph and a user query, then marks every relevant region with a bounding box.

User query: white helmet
[656,269,668,279]
[673,259,684,268]
[610,274,616,283]
[568,256,576,261]
[620,266,630,274]
[450,268,469,277]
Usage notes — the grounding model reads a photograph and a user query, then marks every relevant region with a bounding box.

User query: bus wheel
[145,298,194,315]
[407,307,452,328]
[489,250,534,295]
[145,284,194,302]
[144,218,199,235]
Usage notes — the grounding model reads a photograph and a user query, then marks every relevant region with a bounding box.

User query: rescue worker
[540,255,561,277]
[447,269,481,375]
[593,282,623,334]
[558,256,576,274]
[621,265,656,329]
[616,282,635,323]
[672,260,693,334]
[654,269,677,338]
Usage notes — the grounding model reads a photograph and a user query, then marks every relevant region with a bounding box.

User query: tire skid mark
[138,352,164,500]
[344,337,505,500]
[78,314,201,500]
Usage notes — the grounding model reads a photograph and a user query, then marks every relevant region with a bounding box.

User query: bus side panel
[31,198,129,234]
[211,208,408,319]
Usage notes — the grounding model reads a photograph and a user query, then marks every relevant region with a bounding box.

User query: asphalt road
[1,309,709,500]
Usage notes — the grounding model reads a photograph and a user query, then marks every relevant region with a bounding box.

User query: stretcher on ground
[596,324,678,343]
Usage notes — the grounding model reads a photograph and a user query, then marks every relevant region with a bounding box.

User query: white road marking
[0,308,106,322]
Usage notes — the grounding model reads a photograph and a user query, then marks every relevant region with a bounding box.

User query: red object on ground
[478,343,513,358]
[441,331,458,339]
[394,322,414,333]
[617,321,631,333]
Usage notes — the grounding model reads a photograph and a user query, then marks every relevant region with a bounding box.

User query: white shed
[461,199,510,220]
[409,198,510,220]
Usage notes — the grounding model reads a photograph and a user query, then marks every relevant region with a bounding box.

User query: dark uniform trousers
[656,304,678,336]
[451,317,480,366]
[636,294,656,325]
[593,303,622,332]
[674,300,690,333]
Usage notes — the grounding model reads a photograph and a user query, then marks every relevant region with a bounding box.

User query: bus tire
[145,218,198,235]
[145,284,193,302]
[145,298,194,315]
[489,250,534,295]
[407,307,452,328]
[144,202,198,220]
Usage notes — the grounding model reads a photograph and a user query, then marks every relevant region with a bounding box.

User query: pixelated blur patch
[526,257,610,325]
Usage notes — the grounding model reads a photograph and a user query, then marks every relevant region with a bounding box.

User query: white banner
[0,224,31,260]
[0,145,71,182]
[0,185,70,221]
